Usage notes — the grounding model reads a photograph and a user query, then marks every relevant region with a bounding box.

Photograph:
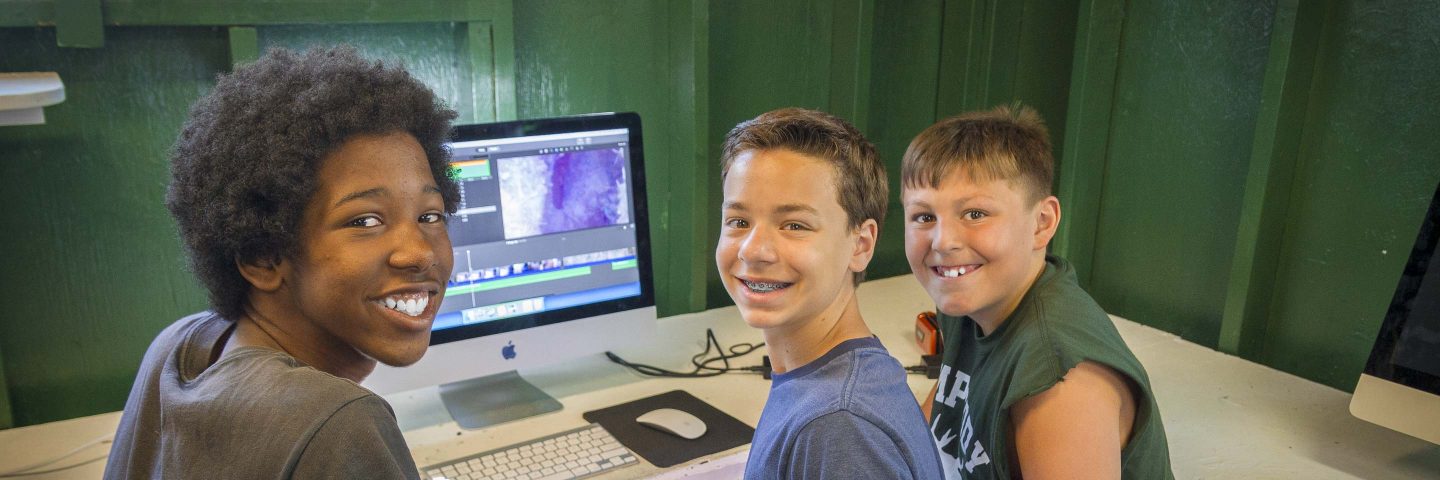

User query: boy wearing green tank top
[901,105,1173,479]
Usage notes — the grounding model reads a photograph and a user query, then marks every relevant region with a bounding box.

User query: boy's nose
[737,229,778,264]
[391,224,441,271]
[932,221,965,252]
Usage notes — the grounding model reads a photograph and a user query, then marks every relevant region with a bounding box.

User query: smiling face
[716,149,876,332]
[276,131,454,369]
[903,168,1059,329]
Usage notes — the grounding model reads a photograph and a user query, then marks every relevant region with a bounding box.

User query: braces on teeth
[744,280,790,292]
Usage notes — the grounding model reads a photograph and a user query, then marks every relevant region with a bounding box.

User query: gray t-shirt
[744,337,944,480]
[103,312,420,479]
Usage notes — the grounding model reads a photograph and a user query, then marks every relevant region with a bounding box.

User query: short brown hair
[901,104,1053,203]
[720,108,887,285]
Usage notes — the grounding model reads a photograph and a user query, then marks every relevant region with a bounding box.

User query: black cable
[606,328,767,377]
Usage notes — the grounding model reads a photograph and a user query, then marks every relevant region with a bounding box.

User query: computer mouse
[635,408,708,440]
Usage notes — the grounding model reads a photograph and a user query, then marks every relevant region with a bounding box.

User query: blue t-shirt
[745,337,944,480]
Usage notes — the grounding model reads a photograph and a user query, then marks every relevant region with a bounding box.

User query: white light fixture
[0,72,66,126]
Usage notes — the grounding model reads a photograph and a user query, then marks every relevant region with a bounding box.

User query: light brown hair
[901,104,1053,204]
[720,108,887,285]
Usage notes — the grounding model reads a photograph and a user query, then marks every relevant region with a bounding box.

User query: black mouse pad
[581,389,754,468]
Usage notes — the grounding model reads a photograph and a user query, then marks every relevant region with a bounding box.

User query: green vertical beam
[657,0,711,315]
[1053,0,1126,286]
[227,27,259,68]
[828,0,875,131]
[491,0,517,121]
[461,21,498,123]
[55,0,103,47]
[1218,0,1327,357]
[935,0,981,115]
[982,0,1025,106]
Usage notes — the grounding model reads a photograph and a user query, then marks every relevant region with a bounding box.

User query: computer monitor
[1350,180,1440,445]
[364,112,657,429]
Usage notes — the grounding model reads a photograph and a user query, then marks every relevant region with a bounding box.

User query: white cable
[0,433,113,477]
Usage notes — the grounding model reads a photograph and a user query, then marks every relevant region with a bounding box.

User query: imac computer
[1350,180,1440,445]
[365,112,657,429]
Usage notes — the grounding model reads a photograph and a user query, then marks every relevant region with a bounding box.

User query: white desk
[3,276,1439,479]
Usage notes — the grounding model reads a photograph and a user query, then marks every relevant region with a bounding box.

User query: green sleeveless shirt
[928,255,1173,479]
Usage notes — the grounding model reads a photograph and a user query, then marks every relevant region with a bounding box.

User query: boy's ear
[849,218,880,273]
[236,255,289,293]
[1033,196,1061,251]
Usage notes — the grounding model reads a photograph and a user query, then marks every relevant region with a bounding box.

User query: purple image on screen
[497,147,630,239]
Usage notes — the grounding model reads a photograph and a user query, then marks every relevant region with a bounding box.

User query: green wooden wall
[1,0,1436,427]
[1056,0,1440,392]
[1254,0,1440,389]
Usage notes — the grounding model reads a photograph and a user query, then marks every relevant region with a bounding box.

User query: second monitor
[365,112,657,429]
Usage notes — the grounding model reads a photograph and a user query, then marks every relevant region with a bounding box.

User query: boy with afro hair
[105,46,458,479]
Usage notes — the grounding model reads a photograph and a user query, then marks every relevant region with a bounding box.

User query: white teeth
[377,294,429,317]
[938,266,972,278]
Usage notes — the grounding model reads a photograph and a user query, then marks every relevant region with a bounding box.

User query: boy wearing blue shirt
[716,108,944,480]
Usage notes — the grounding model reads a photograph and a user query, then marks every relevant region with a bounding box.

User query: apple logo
[501,341,517,360]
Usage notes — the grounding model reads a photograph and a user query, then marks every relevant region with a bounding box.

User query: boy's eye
[420,212,447,224]
[349,216,382,228]
[911,213,936,224]
[781,222,808,231]
[724,218,749,229]
[964,210,987,220]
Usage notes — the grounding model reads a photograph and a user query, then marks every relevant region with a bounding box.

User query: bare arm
[1010,361,1136,480]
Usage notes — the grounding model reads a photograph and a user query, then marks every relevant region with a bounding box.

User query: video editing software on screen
[433,129,642,330]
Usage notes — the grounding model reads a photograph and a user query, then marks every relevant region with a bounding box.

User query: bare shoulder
[1009,361,1137,479]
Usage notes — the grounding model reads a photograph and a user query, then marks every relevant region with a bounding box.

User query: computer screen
[365,113,657,427]
[1351,180,1440,445]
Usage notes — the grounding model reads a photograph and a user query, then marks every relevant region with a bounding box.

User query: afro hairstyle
[166,45,460,320]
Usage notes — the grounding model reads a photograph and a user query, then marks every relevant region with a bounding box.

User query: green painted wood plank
[462,21,497,123]
[982,0,1025,105]
[227,26,258,68]
[1218,0,1326,357]
[935,0,979,116]
[490,0,516,121]
[934,0,1026,114]
[1053,0,1125,286]
[1013,0,1080,192]
[827,0,875,131]
[654,0,710,315]
[54,0,102,47]
[1,0,499,27]
[492,0,515,120]
[1255,0,1440,390]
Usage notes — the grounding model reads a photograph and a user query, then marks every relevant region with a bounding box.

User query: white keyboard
[422,423,639,480]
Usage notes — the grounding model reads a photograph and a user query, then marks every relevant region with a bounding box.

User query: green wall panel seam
[828,0,875,131]
[490,0,517,122]
[462,21,496,123]
[656,0,710,315]
[1218,0,1324,358]
[1054,0,1126,286]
